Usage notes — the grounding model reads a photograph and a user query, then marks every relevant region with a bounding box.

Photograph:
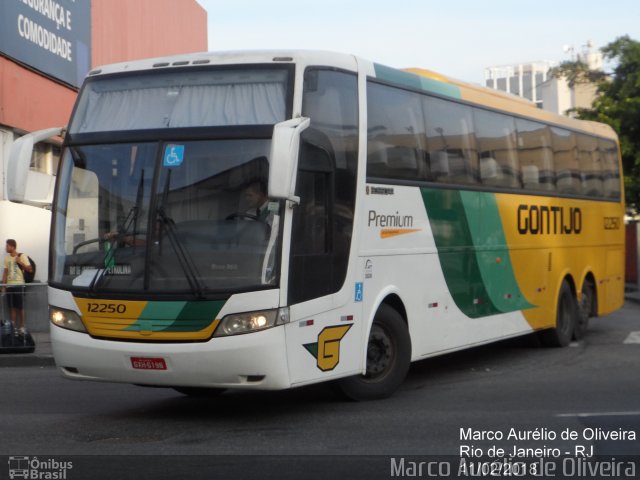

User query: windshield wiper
[89,169,145,292]
[155,170,206,298]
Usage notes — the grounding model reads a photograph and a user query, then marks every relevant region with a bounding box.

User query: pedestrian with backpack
[2,239,33,333]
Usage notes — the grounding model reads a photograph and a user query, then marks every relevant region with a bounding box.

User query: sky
[198,0,640,85]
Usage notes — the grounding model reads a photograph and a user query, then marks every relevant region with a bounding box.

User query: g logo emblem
[304,324,352,371]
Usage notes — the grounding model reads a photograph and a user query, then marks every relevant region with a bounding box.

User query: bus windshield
[52,66,293,297]
[51,138,283,296]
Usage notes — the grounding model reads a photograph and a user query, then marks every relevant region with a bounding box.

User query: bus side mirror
[268,117,310,204]
[7,127,64,207]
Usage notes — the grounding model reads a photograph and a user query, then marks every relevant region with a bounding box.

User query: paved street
[1,302,639,478]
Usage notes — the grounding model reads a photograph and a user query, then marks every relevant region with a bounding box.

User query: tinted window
[364,78,620,201]
[292,168,330,256]
[516,119,555,191]
[474,109,520,188]
[424,96,478,184]
[367,82,427,180]
[53,140,283,294]
[577,134,602,197]
[551,128,581,195]
[600,139,621,199]
[289,69,359,304]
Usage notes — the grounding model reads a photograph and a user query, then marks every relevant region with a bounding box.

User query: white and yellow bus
[10,51,625,399]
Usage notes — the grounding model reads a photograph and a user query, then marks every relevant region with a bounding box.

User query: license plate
[131,357,167,370]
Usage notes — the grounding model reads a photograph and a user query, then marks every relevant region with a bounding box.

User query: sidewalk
[625,281,640,305]
[626,289,640,305]
[0,331,54,367]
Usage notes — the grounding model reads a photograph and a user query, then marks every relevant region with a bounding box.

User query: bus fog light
[49,306,87,333]
[214,307,289,337]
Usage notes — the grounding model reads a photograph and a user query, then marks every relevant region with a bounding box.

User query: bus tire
[574,279,594,340]
[336,304,411,400]
[172,387,226,397]
[539,281,577,347]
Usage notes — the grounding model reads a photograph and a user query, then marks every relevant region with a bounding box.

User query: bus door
[284,68,363,385]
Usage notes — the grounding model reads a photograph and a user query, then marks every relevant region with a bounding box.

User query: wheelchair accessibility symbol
[355,282,363,302]
[163,144,184,167]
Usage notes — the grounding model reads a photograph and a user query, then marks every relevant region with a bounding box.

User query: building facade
[485,61,554,109]
[484,43,603,116]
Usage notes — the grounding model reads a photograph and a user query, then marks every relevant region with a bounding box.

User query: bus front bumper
[50,324,291,390]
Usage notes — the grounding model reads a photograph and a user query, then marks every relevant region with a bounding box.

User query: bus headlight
[49,306,87,333]
[213,307,289,337]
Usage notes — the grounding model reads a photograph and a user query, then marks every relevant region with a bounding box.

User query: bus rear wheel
[172,387,226,397]
[574,279,594,340]
[336,304,411,400]
[539,281,577,347]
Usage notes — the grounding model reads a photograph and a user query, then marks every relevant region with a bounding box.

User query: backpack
[17,254,36,283]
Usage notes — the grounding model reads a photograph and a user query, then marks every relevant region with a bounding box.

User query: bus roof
[88,50,358,76]
[87,50,616,141]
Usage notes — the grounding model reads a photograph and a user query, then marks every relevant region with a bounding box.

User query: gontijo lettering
[517,204,582,235]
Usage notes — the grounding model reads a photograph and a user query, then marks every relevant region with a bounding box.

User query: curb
[0,354,55,368]
[625,295,640,305]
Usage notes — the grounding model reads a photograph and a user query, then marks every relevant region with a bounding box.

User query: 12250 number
[86,303,127,314]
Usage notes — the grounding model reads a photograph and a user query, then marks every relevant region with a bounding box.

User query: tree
[549,59,605,88]
[551,36,640,214]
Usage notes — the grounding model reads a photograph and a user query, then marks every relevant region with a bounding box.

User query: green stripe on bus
[373,64,461,99]
[421,188,500,318]
[124,300,225,332]
[421,188,533,318]
[459,191,534,313]
[165,300,225,332]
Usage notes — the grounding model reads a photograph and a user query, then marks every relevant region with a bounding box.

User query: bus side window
[516,119,555,192]
[552,127,582,195]
[423,96,478,185]
[577,134,602,197]
[474,109,521,188]
[600,139,621,200]
[366,82,428,180]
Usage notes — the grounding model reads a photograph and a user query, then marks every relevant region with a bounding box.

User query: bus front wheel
[336,304,411,400]
[539,281,577,347]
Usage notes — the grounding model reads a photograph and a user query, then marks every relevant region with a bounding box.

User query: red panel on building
[91,0,207,67]
[0,59,78,133]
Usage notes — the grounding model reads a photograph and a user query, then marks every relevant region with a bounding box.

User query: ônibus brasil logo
[8,456,72,479]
